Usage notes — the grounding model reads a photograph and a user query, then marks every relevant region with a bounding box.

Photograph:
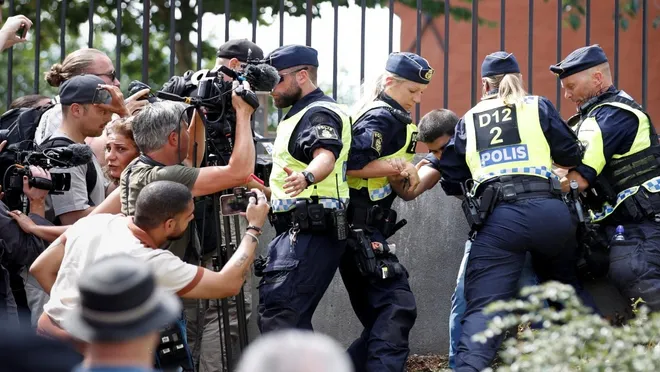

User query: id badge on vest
[473,106,527,166]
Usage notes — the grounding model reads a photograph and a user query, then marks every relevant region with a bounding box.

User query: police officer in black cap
[436,51,587,371]
[340,52,433,372]
[257,45,352,333]
[551,44,660,311]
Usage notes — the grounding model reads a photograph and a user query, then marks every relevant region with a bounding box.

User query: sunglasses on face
[278,67,308,84]
[96,70,117,82]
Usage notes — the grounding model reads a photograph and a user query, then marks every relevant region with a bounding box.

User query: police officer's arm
[282,110,344,197]
[182,109,206,168]
[191,88,256,197]
[436,122,473,196]
[561,107,639,192]
[180,191,269,299]
[538,97,583,169]
[30,234,67,295]
[389,162,441,201]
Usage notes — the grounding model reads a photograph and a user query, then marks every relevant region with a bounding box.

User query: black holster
[346,228,405,280]
[269,200,348,240]
[351,205,407,239]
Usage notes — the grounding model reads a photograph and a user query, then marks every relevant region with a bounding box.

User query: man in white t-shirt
[30,180,269,348]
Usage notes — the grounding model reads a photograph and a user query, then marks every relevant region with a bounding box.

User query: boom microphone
[42,144,94,167]
[243,64,280,92]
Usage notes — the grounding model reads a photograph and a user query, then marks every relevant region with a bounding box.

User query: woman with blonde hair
[341,52,434,372]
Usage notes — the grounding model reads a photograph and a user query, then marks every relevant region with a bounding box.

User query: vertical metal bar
[642,0,648,108]
[585,0,591,45]
[500,0,505,50]
[60,0,67,62]
[143,0,150,83]
[252,0,257,42]
[614,0,619,87]
[169,0,176,78]
[360,0,366,85]
[115,0,121,79]
[528,0,533,94]
[88,0,94,47]
[415,0,422,122]
[34,0,41,94]
[470,0,478,106]
[389,0,394,54]
[333,0,339,100]
[306,0,312,46]
[197,0,203,70]
[443,0,449,109]
[6,0,14,109]
[278,0,284,122]
[224,0,230,42]
[556,0,562,112]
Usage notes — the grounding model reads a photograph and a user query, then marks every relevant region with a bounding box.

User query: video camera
[0,143,93,210]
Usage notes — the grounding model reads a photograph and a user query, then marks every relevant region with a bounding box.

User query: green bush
[475,281,660,372]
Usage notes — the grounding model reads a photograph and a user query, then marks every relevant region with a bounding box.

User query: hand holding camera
[232,80,257,119]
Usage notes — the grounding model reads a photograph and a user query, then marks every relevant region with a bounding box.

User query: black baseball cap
[216,39,264,62]
[59,75,107,105]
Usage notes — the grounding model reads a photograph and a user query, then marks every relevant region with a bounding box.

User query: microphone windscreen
[67,144,94,166]
[244,64,280,92]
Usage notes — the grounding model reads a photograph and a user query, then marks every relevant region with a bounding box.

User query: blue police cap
[385,52,434,84]
[550,44,608,79]
[266,44,319,71]
[481,51,520,78]
[59,75,107,105]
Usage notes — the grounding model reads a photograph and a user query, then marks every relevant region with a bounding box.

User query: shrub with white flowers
[475,281,660,372]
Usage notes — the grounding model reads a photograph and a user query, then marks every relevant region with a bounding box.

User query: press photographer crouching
[30,181,270,356]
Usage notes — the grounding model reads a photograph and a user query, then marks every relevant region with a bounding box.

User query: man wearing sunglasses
[257,45,352,335]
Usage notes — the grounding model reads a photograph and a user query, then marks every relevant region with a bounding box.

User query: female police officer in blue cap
[340,52,435,372]
[435,51,587,371]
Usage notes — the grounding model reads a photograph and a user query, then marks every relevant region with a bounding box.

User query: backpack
[0,104,55,148]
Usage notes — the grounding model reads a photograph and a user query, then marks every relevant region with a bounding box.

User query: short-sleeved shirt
[43,213,204,326]
[119,157,200,258]
[437,95,583,196]
[283,88,344,163]
[46,131,106,222]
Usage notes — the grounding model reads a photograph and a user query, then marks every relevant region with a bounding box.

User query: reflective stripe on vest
[464,96,553,195]
[269,100,352,213]
[585,101,658,222]
[346,101,418,201]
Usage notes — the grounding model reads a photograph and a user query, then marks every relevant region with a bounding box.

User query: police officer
[551,45,660,310]
[257,45,352,332]
[340,52,432,372]
[437,51,584,371]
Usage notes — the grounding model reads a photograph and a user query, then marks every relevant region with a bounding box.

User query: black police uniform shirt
[284,87,343,164]
[346,92,409,209]
[437,95,583,196]
[572,86,640,186]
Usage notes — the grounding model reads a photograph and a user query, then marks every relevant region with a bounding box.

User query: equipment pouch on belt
[347,228,405,280]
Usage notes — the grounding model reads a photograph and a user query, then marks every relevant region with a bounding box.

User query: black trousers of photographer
[338,229,417,372]
[257,230,346,332]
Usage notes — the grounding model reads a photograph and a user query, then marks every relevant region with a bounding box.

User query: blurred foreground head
[236,329,354,372]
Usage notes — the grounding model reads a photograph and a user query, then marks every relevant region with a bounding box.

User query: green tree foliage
[476,281,660,371]
[0,0,481,106]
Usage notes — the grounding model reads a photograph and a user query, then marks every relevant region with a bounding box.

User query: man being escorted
[552,45,660,310]
[257,45,352,333]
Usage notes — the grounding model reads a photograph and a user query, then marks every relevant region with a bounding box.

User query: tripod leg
[213,193,235,372]
[232,214,250,349]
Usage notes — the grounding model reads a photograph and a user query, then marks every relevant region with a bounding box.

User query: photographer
[30,181,270,352]
[0,165,56,328]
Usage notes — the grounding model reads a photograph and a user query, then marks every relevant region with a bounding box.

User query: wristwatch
[301,171,315,187]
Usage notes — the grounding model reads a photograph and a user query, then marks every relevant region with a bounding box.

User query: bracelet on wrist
[246,225,262,235]
[245,231,259,244]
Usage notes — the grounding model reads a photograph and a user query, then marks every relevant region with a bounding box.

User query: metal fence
[2,0,656,122]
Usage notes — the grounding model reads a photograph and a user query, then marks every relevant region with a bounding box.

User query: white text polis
[480,144,529,167]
